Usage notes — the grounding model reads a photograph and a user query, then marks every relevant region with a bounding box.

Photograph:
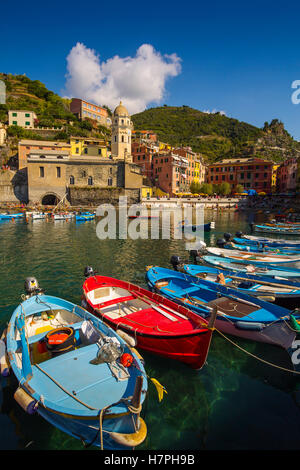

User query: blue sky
[2,0,300,139]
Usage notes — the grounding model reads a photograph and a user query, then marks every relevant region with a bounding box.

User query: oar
[225,274,298,291]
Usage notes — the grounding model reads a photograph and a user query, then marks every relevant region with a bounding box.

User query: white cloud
[203,109,227,116]
[63,42,181,115]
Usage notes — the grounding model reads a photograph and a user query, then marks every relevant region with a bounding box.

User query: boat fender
[0,338,10,377]
[110,417,147,447]
[235,321,264,331]
[217,273,226,285]
[14,387,38,414]
[116,329,136,348]
[257,296,276,303]
[120,353,134,368]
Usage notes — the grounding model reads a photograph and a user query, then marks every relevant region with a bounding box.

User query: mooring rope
[215,327,300,375]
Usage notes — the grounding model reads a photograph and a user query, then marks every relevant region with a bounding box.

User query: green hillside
[0,73,110,141]
[131,105,300,163]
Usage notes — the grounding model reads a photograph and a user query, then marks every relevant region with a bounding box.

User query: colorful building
[18,139,71,170]
[70,136,108,158]
[9,110,37,129]
[276,157,298,193]
[151,151,190,195]
[173,147,206,186]
[207,157,274,193]
[70,99,111,128]
[132,141,159,183]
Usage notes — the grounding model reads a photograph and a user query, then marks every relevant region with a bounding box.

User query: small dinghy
[173,261,300,308]
[145,266,298,348]
[225,242,300,256]
[5,278,148,450]
[82,267,216,370]
[52,213,75,220]
[206,247,300,268]
[180,221,215,232]
[0,212,24,220]
[233,235,300,250]
[76,212,95,221]
[201,254,300,280]
[31,212,47,220]
[242,234,300,247]
[252,224,300,235]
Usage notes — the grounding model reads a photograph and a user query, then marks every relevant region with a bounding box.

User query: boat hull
[145,267,296,349]
[82,276,214,370]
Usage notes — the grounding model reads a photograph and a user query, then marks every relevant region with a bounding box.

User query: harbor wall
[68,187,140,206]
[0,169,28,203]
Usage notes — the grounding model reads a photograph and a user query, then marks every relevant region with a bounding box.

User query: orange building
[18,139,71,170]
[70,99,111,127]
[207,157,274,193]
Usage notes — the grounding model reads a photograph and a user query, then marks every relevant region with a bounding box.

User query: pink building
[277,157,298,193]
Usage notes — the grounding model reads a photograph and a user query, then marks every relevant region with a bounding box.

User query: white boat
[206,247,300,268]
[31,212,47,220]
[52,213,75,220]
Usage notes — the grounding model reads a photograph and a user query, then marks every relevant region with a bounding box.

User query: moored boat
[172,261,300,308]
[0,212,24,220]
[5,278,148,450]
[252,224,300,235]
[233,235,300,250]
[181,221,215,232]
[239,234,300,248]
[145,266,297,348]
[76,212,95,221]
[206,247,300,268]
[82,268,216,370]
[52,212,75,220]
[200,254,300,280]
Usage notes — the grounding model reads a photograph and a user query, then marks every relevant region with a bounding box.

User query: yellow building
[159,142,172,151]
[272,164,279,191]
[70,136,108,158]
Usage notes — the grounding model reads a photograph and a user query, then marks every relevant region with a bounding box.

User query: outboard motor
[189,250,199,264]
[216,238,227,248]
[170,255,182,271]
[84,266,96,278]
[224,233,232,242]
[236,231,243,238]
[24,277,42,297]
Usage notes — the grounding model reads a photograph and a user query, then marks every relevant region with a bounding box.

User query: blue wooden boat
[242,234,300,247]
[176,263,300,308]
[0,212,24,220]
[206,247,300,268]
[5,287,148,450]
[233,236,300,250]
[225,242,300,256]
[145,266,297,348]
[76,212,95,222]
[181,221,214,232]
[201,254,300,280]
[252,224,300,235]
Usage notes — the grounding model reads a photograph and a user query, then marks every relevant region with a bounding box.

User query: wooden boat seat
[97,295,136,309]
[207,297,260,318]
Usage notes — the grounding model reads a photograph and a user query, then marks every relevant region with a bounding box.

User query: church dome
[114,101,129,117]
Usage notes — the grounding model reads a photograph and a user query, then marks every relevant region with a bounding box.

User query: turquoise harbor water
[1,209,300,451]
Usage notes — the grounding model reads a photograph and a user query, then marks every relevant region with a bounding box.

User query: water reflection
[1,209,300,450]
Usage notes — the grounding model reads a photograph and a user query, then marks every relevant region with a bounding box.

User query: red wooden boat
[82,273,216,370]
